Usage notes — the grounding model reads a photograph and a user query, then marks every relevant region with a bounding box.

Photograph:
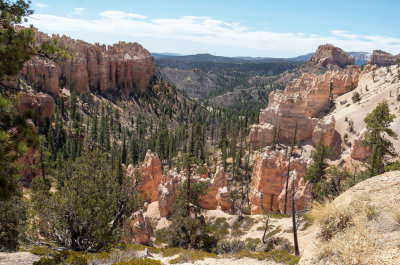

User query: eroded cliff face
[368,50,400,67]
[19,27,155,97]
[249,149,309,214]
[310,44,355,67]
[250,65,360,150]
[17,92,55,122]
[126,150,162,203]
[158,170,182,217]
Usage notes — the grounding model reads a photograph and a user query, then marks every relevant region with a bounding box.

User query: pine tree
[129,135,139,166]
[303,135,331,200]
[362,101,397,177]
[121,134,127,165]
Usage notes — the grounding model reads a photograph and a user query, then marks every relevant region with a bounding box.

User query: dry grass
[316,215,378,265]
[310,198,383,265]
[309,201,353,241]
[388,206,400,227]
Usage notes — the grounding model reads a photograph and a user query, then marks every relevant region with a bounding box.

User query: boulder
[129,210,153,245]
[310,44,354,67]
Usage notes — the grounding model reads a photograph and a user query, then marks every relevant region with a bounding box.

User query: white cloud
[35,3,48,8]
[25,11,400,57]
[99,11,146,19]
[72,8,85,16]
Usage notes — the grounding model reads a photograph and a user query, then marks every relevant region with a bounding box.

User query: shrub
[265,249,300,265]
[30,246,56,257]
[364,205,379,220]
[245,238,261,251]
[155,228,169,244]
[113,258,164,265]
[231,216,255,237]
[263,237,292,253]
[205,217,229,240]
[216,239,245,254]
[309,201,353,241]
[169,250,218,264]
[300,214,313,231]
[352,91,361,103]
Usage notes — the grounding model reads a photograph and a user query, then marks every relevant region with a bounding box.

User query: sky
[25,0,400,57]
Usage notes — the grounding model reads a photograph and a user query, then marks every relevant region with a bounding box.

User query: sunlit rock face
[310,44,354,67]
[368,50,400,67]
[249,150,309,214]
[19,27,155,96]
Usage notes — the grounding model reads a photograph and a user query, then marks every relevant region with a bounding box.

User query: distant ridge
[152,51,370,65]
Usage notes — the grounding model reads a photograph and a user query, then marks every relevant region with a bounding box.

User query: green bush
[245,238,261,251]
[29,246,55,256]
[216,239,245,254]
[155,227,169,244]
[169,250,218,264]
[113,258,164,265]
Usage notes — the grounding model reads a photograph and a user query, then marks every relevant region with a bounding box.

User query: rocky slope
[18,27,155,97]
[248,43,400,215]
[299,171,400,265]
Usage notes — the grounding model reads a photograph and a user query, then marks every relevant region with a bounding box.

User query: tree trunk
[292,173,300,256]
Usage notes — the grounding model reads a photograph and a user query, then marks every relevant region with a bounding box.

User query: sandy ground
[331,64,400,168]
[0,252,39,265]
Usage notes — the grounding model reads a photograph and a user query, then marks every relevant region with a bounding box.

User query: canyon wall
[18,27,155,97]
[368,50,400,67]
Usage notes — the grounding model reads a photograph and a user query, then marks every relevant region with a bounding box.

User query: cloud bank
[25,10,400,57]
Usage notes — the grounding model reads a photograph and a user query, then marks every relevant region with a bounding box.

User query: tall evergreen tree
[362,101,397,177]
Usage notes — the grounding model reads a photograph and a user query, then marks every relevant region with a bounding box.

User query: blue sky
[26,0,400,57]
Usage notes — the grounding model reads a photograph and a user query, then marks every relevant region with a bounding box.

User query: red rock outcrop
[17,147,39,183]
[127,150,162,202]
[368,50,400,67]
[156,166,231,216]
[310,44,354,67]
[350,129,371,160]
[278,170,312,214]
[158,170,182,217]
[249,149,309,214]
[20,59,61,97]
[128,210,153,245]
[216,187,232,212]
[250,65,360,149]
[17,92,55,123]
[18,27,154,96]
[198,166,229,210]
[312,116,342,157]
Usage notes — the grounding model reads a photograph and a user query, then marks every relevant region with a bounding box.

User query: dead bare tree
[284,122,297,214]
[291,170,300,256]
[262,213,271,244]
